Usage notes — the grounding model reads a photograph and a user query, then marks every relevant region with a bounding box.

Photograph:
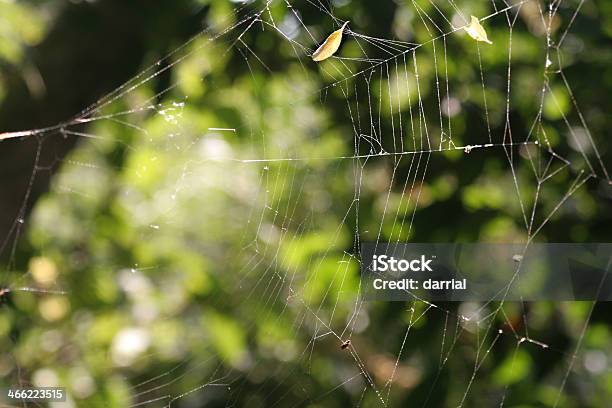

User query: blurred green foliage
[1,0,612,407]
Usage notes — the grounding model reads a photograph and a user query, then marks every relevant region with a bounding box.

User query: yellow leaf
[464,16,492,45]
[312,21,349,62]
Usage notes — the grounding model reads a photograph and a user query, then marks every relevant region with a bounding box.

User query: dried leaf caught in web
[464,16,492,44]
[312,21,349,62]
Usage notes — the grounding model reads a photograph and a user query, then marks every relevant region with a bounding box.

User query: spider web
[1,0,611,406]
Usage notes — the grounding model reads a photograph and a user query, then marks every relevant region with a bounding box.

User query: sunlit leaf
[312,21,349,62]
[464,16,492,45]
